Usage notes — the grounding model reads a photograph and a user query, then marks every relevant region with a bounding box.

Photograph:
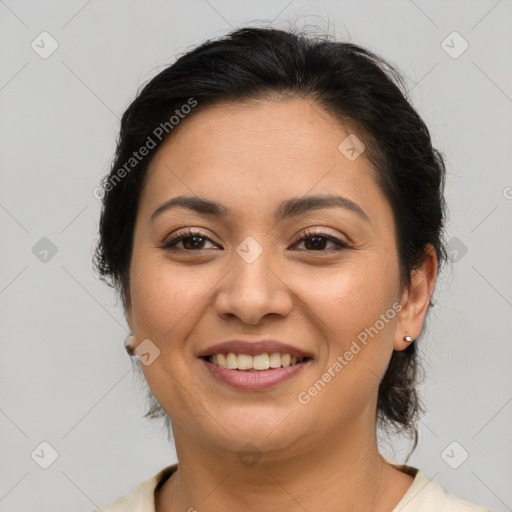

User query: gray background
[1,1,511,511]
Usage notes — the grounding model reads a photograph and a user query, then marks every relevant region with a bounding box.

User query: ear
[123,282,134,334]
[394,244,438,351]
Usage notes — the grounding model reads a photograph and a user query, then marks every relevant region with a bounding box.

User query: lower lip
[201,358,309,390]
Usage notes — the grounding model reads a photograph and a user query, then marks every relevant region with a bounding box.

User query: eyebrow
[150,194,369,224]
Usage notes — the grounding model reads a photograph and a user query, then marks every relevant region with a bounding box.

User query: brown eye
[292,229,349,252]
[161,229,219,252]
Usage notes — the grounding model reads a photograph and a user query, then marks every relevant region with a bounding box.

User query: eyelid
[161,226,350,252]
[161,227,220,249]
[292,226,349,247]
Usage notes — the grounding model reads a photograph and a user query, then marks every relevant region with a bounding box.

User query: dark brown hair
[93,26,448,456]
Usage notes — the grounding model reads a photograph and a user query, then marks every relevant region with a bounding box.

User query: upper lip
[197,339,314,359]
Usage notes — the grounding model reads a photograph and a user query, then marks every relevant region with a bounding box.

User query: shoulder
[90,464,178,512]
[392,467,494,512]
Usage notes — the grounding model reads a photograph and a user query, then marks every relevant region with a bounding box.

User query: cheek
[129,256,207,421]
[307,259,398,333]
[293,265,399,425]
[129,252,207,338]
[302,256,400,382]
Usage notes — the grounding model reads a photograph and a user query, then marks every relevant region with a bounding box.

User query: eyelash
[160,227,350,253]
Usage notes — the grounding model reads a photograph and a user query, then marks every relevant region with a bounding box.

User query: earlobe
[124,333,135,356]
[394,244,438,351]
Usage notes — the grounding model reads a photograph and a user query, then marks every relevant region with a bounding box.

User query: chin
[206,410,306,451]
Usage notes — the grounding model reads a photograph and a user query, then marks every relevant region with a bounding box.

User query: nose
[213,245,293,326]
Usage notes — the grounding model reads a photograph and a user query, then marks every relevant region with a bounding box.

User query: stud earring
[403,335,415,343]
[124,333,135,356]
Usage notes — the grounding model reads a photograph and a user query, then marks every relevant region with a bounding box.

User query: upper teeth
[208,353,304,370]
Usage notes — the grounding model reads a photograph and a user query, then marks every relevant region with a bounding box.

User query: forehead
[151,97,360,171]
[137,97,390,226]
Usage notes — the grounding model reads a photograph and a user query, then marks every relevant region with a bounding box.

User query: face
[125,97,415,460]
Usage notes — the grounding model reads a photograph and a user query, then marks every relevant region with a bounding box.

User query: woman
[92,26,493,512]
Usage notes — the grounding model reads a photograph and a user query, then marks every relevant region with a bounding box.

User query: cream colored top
[93,463,494,511]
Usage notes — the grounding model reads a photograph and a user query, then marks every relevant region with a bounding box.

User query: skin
[124,97,438,512]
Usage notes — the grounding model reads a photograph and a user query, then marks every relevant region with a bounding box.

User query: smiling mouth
[202,353,311,371]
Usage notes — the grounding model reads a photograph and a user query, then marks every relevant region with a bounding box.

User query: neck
[155,418,414,512]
